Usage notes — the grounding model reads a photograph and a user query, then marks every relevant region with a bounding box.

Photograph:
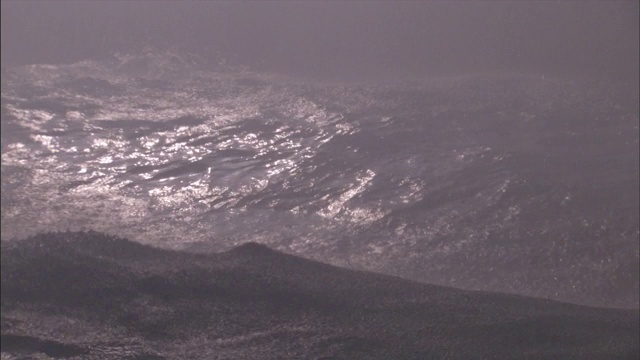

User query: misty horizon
[2,1,638,82]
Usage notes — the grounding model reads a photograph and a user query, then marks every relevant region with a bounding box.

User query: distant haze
[2,1,638,81]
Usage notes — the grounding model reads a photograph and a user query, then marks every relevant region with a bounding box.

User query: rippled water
[1,52,638,308]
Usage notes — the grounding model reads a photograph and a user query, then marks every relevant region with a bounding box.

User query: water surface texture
[1,53,638,308]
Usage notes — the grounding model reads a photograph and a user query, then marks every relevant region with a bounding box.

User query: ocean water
[1,52,638,308]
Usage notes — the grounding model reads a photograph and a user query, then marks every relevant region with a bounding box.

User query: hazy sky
[2,1,638,81]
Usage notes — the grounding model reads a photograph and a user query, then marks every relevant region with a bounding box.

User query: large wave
[1,51,638,308]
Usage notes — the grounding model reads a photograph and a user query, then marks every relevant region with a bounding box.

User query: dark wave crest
[1,232,638,359]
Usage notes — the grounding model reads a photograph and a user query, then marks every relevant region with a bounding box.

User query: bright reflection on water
[1,61,391,251]
[1,54,638,308]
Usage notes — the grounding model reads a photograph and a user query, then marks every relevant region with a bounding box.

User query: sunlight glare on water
[1,54,638,307]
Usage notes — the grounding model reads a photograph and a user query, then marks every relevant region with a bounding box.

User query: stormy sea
[1,51,639,359]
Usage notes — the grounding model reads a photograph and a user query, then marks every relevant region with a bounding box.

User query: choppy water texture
[1,52,638,308]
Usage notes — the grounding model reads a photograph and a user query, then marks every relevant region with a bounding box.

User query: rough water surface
[1,52,638,308]
[1,233,638,359]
